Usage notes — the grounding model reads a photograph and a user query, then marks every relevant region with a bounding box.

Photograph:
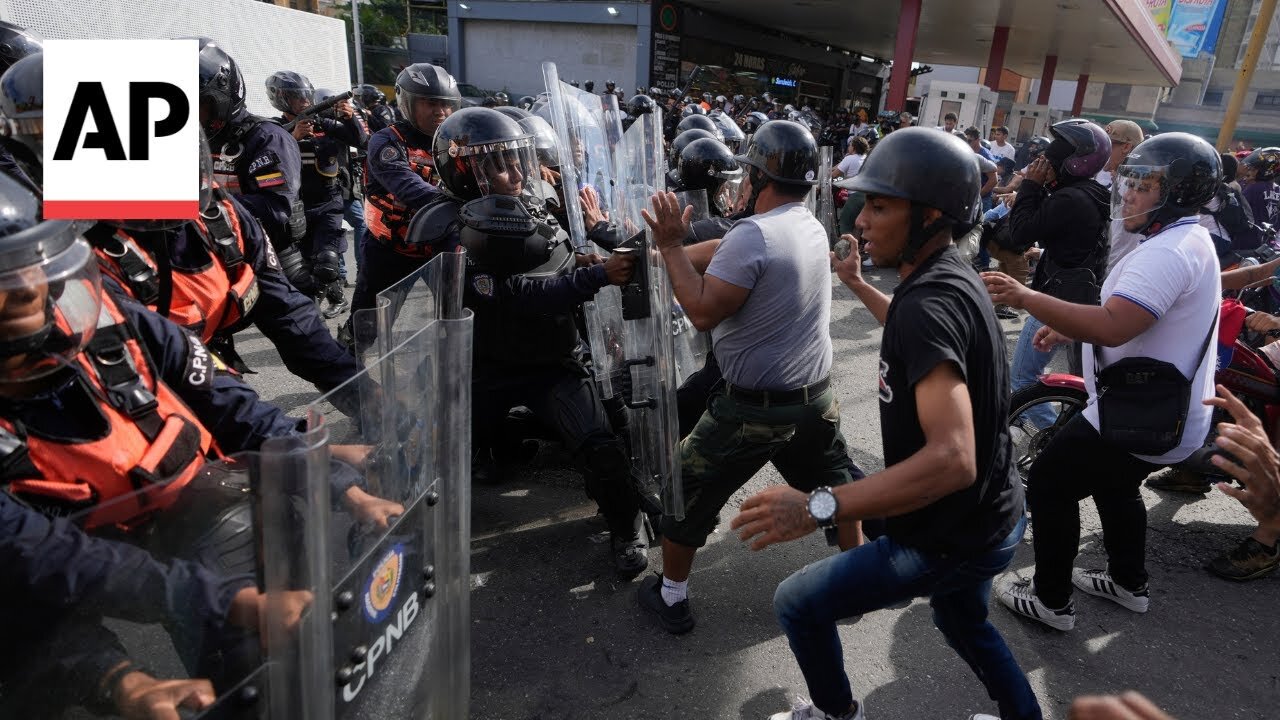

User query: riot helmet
[584,81,595,94]
[669,128,718,166]
[1024,135,1052,160]
[734,120,820,189]
[0,52,43,160]
[681,104,706,117]
[742,111,769,134]
[627,94,656,117]
[354,83,385,107]
[732,94,745,107]
[676,137,742,215]
[313,87,346,119]
[605,80,616,91]
[1242,146,1280,182]
[0,172,102,382]
[395,63,462,135]
[709,111,746,150]
[193,38,245,142]
[1046,118,1111,179]
[1112,132,1221,235]
[844,127,981,264]
[714,95,727,108]
[433,107,541,203]
[0,21,41,75]
[676,113,723,141]
[265,71,314,116]
[495,105,560,169]
[494,91,509,106]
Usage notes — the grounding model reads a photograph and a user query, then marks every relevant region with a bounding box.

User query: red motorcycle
[1007,298,1280,486]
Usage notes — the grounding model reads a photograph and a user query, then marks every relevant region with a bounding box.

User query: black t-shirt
[878,246,1023,555]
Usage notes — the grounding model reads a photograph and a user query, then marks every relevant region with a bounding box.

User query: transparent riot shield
[615,111,684,520]
[815,145,835,245]
[540,62,629,399]
[350,250,467,367]
[670,189,711,388]
[295,309,473,720]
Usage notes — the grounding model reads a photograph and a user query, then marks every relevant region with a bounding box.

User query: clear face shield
[461,137,545,205]
[0,228,102,383]
[1111,164,1170,230]
[398,91,460,135]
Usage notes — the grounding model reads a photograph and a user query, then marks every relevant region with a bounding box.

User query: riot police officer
[196,39,302,255]
[267,73,367,318]
[0,21,41,194]
[407,107,651,578]
[343,63,460,346]
[355,83,397,134]
[668,137,742,224]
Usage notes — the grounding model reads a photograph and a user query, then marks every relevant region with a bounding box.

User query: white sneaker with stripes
[996,577,1076,631]
[1071,568,1150,613]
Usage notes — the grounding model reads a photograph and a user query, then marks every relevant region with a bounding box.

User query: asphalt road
[236,242,1280,720]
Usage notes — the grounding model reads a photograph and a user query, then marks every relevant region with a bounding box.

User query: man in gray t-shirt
[635,121,858,635]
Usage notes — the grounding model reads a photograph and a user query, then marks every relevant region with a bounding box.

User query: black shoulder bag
[1093,309,1216,455]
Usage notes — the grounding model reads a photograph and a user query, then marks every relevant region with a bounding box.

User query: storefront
[649,0,884,113]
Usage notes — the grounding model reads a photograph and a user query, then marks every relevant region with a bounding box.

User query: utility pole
[352,0,365,85]
[1218,0,1278,151]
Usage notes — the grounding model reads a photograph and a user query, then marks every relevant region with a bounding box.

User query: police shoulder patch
[472,273,495,297]
[379,144,402,164]
[247,151,280,175]
[183,333,216,390]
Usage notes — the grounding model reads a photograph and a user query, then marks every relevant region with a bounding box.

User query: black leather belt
[724,376,831,406]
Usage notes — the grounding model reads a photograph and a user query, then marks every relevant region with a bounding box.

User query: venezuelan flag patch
[256,171,285,188]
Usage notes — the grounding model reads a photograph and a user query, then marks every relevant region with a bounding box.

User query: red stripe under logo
[43,200,201,220]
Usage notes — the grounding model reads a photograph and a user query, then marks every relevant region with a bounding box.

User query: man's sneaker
[994,304,1019,319]
[637,574,695,634]
[768,697,862,720]
[1145,466,1212,494]
[970,715,1000,720]
[1206,536,1280,582]
[996,577,1076,631]
[1071,569,1149,613]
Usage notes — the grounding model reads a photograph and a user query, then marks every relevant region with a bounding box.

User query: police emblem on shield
[362,543,404,623]
[472,273,495,297]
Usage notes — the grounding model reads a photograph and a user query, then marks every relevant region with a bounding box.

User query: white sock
[660,576,688,607]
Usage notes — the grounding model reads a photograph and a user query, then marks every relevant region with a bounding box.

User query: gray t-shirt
[705,202,834,390]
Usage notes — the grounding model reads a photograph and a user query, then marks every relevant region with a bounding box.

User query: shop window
[940,100,962,121]
[1201,90,1224,106]
[1255,93,1280,110]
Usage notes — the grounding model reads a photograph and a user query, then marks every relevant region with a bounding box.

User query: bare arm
[645,193,747,331]
[984,274,1158,347]
[1222,255,1280,291]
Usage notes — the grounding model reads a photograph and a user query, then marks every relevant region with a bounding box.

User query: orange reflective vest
[364,124,437,257]
[0,291,217,530]
[93,195,260,343]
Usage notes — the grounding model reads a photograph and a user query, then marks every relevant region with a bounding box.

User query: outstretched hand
[642,191,694,251]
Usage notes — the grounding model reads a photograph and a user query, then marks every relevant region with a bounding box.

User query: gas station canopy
[681,0,1182,87]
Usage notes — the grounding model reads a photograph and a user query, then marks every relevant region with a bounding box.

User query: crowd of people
[0,16,1276,719]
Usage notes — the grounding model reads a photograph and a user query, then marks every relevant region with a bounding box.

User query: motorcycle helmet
[354,83,385,108]
[193,37,245,141]
[265,71,314,116]
[1242,146,1280,182]
[395,63,462,135]
[1046,118,1111,179]
[1113,132,1222,234]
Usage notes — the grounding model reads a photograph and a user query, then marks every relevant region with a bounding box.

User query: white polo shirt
[1082,216,1221,464]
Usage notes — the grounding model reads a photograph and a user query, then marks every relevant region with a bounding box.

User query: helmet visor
[0,233,101,383]
[272,86,313,115]
[1112,164,1170,224]
[398,89,460,134]
[462,138,544,203]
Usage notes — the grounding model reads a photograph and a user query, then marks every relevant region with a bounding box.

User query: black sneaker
[994,304,1018,320]
[1145,466,1212,494]
[1207,537,1280,581]
[611,521,650,581]
[637,574,695,634]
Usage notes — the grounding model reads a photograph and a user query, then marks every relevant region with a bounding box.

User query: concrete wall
[459,18,638,97]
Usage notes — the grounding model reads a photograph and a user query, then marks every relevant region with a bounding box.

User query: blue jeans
[775,515,1041,720]
[1011,315,1060,429]
[344,198,366,276]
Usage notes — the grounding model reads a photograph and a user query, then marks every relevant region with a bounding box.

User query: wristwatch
[807,486,840,546]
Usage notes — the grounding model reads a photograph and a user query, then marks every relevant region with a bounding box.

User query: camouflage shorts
[662,384,855,548]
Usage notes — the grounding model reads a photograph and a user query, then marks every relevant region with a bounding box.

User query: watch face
[808,489,837,522]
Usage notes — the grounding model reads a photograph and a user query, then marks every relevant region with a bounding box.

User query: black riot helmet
[732,94,745,106]
[433,107,541,202]
[605,80,616,90]
[313,87,346,119]
[677,113,722,141]
[395,63,462,134]
[742,111,769,134]
[584,81,595,93]
[627,94,656,117]
[1112,132,1222,235]
[669,128,718,165]
[844,127,981,263]
[681,103,706,117]
[0,52,44,159]
[354,83,385,107]
[494,105,558,168]
[494,91,509,105]
[1243,146,1280,182]
[0,21,41,75]
[0,172,102,380]
[675,137,742,193]
[265,71,314,116]
[735,120,820,189]
[193,37,245,142]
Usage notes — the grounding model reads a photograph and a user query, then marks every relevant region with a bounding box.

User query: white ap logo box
[43,39,199,220]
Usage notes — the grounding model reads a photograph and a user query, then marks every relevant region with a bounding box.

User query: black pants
[1028,413,1159,608]
[473,365,641,534]
[350,235,428,346]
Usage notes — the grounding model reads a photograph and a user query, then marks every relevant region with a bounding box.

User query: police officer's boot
[323,281,349,319]
[605,508,650,581]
